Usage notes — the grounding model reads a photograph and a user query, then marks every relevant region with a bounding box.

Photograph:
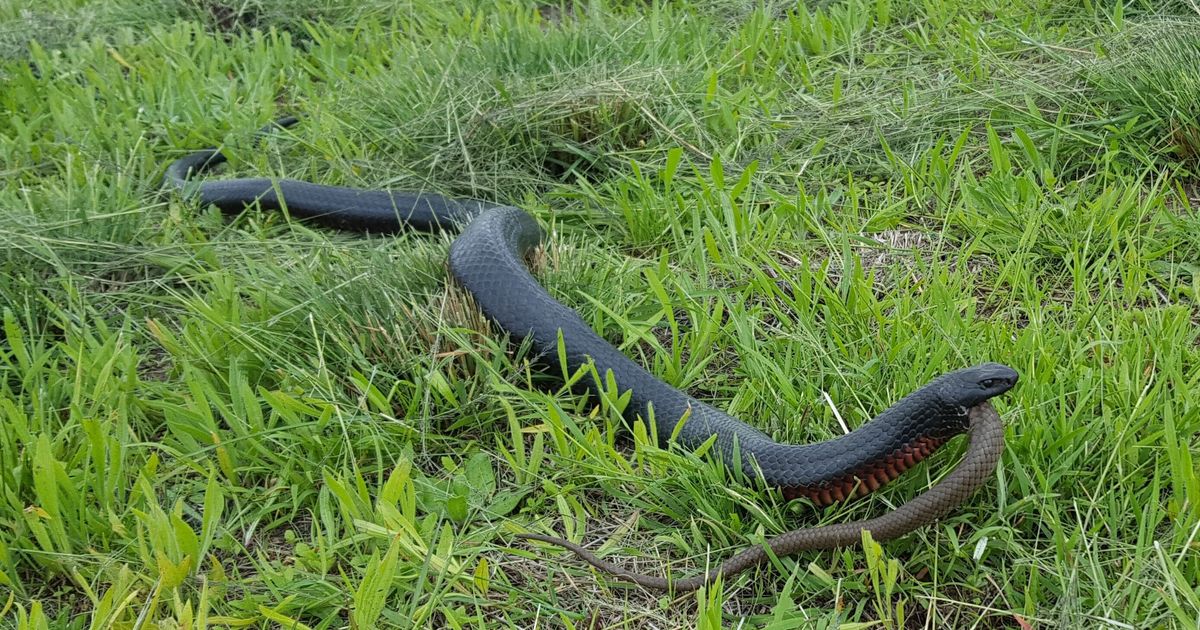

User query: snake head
[936,363,1019,410]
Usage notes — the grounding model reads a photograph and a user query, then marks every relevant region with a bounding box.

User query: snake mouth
[780,435,949,506]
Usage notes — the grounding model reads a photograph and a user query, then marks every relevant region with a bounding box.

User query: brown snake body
[515,402,1005,591]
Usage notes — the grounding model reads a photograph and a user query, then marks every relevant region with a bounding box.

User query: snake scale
[164,116,1018,592]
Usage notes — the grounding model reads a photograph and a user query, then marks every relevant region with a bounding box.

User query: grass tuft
[1089,20,1200,163]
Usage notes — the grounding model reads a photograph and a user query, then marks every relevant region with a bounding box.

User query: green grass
[1089,20,1200,163]
[1,0,1199,627]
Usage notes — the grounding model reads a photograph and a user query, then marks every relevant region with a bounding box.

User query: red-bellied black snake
[165,116,1018,591]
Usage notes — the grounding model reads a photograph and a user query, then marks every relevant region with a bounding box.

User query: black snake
[163,116,1018,592]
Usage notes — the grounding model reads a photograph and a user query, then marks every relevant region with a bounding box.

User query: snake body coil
[164,117,1018,592]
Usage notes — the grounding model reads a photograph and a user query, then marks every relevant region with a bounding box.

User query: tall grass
[1,0,1198,627]
[1089,22,1200,163]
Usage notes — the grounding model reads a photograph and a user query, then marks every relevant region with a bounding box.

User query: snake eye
[980,378,999,389]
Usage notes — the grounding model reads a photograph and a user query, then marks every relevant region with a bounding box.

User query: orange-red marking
[780,436,948,506]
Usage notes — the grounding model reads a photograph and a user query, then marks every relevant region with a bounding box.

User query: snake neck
[631,382,972,506]
[758,393,970,505]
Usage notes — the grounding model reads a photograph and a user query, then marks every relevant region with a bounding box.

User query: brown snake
[515,402,1005,591]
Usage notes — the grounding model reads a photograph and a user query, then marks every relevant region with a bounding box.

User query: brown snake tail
[515,402,1005,592]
